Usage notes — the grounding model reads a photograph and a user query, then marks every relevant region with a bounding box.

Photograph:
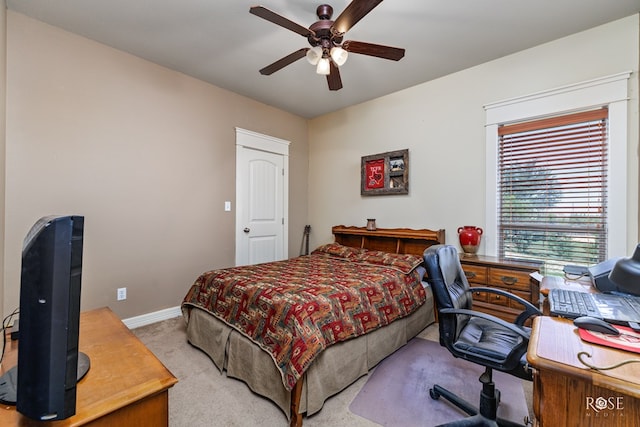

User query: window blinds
[497,108,608,274]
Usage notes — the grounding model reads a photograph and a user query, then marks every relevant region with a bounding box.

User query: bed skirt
[184,287,435,419]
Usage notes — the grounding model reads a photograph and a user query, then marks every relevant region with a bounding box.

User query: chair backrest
[423,245,473,343]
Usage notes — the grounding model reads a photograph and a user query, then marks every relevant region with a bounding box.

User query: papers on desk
[578,325,640,354]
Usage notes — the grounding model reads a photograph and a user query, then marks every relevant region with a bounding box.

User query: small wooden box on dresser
[459,255,542,323]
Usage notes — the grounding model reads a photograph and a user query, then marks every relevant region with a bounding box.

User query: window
[497,109,608,274]
[484,72,631,273]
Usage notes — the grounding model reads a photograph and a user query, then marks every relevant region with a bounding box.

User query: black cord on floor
[0,308,19,365]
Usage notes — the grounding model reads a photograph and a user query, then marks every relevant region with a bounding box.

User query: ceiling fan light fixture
[316,57,331,75]
[250,2,405,90]
[330,46,348,66]
[306,46,323,65]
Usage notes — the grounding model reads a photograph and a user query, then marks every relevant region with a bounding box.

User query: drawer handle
[465,271,477,279]
[494,295,501,300]
[500,276,518,285]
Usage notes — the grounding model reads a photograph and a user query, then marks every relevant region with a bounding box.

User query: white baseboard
[123,305,182,329]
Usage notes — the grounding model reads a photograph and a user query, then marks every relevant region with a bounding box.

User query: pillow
[312,242,360,259]
[354,250,423,274]
[313,243,423,274]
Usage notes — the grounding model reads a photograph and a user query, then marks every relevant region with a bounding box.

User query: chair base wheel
[429,383,527,427]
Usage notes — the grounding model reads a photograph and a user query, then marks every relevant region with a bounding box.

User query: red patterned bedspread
[181,243,426,391]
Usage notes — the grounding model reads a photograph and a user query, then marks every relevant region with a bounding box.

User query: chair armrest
[439,307,531,340]
[469,286,542,326]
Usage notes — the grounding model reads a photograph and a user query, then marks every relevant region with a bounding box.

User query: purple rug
[349,338,529,427]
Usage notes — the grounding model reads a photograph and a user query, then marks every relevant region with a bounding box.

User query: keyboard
[627,297,640,314]
[548,288,600,318]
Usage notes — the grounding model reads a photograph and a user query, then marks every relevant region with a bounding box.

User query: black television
[0,215,88,420]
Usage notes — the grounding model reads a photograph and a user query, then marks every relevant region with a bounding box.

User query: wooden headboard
[332,225,445,256]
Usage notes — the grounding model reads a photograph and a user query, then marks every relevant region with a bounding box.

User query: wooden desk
[540,275,596,296]
[0,307,178,426]
[527,316,640,426]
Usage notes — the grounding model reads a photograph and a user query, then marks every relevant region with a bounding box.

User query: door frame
[235,127,290,265]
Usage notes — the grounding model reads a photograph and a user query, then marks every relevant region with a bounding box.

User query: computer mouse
[573,316,620,335]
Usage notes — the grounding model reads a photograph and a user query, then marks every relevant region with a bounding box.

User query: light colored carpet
[133,317,533,426]
[349,338,528,426]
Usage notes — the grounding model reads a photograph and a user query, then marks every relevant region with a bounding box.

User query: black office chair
[423,245,541,427]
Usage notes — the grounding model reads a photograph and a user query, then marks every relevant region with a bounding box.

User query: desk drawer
[486,291,509,307]
[462,264,487,284]
[471,289,488,302]
[509,289,532,310]
[489,268,531,291]
[460,255,541,324]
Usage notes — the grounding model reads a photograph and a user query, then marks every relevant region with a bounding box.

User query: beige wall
[308,15,640,256]
[0,1,6,321]
[4,11,308,319]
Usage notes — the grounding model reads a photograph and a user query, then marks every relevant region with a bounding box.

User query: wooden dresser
[0,307,177,426]
[459,255,541,323]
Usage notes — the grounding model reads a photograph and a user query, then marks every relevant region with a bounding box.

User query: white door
[235,128,289,266]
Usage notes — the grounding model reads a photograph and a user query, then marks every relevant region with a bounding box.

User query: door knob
[243,228,250,233]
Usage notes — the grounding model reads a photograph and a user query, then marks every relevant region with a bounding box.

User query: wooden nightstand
[460,255,542,323]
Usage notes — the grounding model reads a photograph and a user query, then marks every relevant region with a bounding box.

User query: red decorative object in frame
[365,159,385,190]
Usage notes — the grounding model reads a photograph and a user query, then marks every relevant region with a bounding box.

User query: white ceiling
[7,0,640,118]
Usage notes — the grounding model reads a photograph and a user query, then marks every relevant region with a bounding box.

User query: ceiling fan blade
[250,6,315,38]
[326,61,343,91]
[332,0,383,34]
[343,40,405,61]
[259,48,309,75]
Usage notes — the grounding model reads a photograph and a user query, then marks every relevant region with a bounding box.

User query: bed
[181,225,445,427]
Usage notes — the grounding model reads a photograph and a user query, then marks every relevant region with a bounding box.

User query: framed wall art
[361,149,409,196]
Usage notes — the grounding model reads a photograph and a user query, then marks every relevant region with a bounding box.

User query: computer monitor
[609,243,640,297]
[0,215,89,420]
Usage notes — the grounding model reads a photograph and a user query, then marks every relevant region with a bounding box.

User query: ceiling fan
[250,1,405,91]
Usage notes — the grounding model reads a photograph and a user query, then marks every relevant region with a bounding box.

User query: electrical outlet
[117,287,127,301]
